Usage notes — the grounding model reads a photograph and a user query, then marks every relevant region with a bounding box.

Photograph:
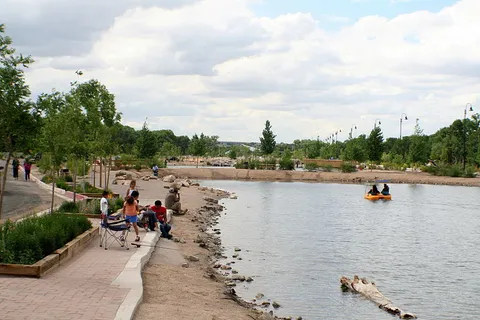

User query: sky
[0,0,479,143]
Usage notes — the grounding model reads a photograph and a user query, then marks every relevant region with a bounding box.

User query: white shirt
[100,197,109,216]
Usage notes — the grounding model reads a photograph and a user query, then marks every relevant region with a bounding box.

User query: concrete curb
[19,167,72,202]
[113,228,160,320]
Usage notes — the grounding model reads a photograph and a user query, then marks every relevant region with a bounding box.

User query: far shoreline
[157,167,480,187]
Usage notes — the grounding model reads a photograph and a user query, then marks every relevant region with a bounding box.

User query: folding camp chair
[99,214,131,250]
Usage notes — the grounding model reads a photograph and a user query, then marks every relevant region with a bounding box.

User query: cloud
[3,0,480,142]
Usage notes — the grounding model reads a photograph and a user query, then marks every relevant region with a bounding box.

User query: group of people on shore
[11,157,31,181]
[101,180,184,243]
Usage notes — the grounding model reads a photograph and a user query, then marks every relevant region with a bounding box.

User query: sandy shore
[159,167,480,187]
[107,174,279,320]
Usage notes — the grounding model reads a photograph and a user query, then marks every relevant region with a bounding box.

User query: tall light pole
[399,113,408,139]
[374,118,381,128]
[350,124,357,139]
[335,129,342,143]
[463,103,474,170]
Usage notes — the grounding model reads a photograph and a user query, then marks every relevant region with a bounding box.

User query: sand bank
[158,167,480,187]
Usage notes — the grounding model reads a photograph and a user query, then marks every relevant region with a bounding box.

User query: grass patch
[0,214,92,265]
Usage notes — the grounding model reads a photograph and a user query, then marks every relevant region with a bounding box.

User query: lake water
[199,180,480,320]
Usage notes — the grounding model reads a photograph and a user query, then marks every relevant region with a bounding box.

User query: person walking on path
[12,157,19,180]
[23,160,31,181]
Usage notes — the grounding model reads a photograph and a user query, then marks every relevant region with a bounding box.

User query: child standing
[24,160,31,181]
[123,195,140,242]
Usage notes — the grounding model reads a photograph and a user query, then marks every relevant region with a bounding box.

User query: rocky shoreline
[192,186,301,320]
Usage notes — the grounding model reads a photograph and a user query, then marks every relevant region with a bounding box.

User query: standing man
[24,160,31,181]
[12,157,19,180]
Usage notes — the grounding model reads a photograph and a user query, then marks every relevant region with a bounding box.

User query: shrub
[464,166,477,178]
[0,214,91,265]
[56,179,70,191]
[341,162,357,173]
[58,201,80,213]
[109,197,125,213]
[321,164,333,172]
[41,175,54,184]
[134,163,142,171]
[304,163,319,172]
[64,175,73,182]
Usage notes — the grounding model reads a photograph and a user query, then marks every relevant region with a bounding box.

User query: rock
[116,175,126,180]
[204,196,218,204]
[173,237,180,243]
[225,281,236,287]
[115,171,128,177]
[191,182,200,186]
[261,301,271,307]
[187,255,200,262]
[112,179,118,185]
[163,185,170,189]
[220,265,232,270]
[255,293,265,300]
[234,247,241,252]
[213,263,222,269]
[142,176,150,181]
[232,275,245,281]
[162,174,176,183]
[180,238,186,244]
[272,301,281,308]
[125,173,133,180]
[232,253,239,258]
[246,277,253,282]
[297,317,303,320]
[182,263,189,268]
[229,194,238,199]
[232,270,238,274]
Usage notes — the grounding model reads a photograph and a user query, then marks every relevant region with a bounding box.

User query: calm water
[199,181,480,320]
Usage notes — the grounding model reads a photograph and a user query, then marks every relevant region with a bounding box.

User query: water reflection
[200,180,480,320]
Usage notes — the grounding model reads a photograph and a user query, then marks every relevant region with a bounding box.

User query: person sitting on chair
[381,183,390,195]
[368,185,380,195]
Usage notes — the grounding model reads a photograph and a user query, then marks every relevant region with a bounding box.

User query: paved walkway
[0,167,165,320]
[0,231,140,320]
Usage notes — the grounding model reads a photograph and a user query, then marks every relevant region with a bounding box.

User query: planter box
[0,226,99,278]
[80,193,120,199]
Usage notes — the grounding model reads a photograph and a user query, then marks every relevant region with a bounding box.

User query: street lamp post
[350,124,357,139]
[374,118,381,128]
[399,113,408,139]
[335,129,342,143]
[463,103,474,170]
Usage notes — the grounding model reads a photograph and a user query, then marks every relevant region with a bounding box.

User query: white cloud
[2,0,480,142]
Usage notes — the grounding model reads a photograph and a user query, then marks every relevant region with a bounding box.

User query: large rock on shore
[163,174,176,183]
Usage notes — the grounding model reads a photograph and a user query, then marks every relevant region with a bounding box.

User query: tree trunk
[0,152,12,220]
[99,159,102,188]
[340,275,417,319]
[73,158,77,204]
[106,157,112,190]
[51,171,56,213]
[93,160,96,188]
[196,156,199,168]
[104,157,108,189]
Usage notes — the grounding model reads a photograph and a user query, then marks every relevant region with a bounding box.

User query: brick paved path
[0,234,137,320]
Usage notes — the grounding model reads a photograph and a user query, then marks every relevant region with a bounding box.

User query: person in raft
[368,185,380,195]
[381,183,390,195]
[122,195,140,242]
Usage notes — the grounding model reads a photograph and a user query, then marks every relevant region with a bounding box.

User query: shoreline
[158,167,480,187]
[130,174,294,320]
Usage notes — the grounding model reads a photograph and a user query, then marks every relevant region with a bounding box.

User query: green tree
[0,24,38,219]
[260,120,276,155]
[342,135,368,162]
[136,121,157,159]
[37,91,76,212]
[159,141,181,158]
[408,119,429,164]
[367,127,384,162]
[189,133,208,168]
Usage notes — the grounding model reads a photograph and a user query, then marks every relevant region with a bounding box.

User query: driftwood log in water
[340,275,417,319]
